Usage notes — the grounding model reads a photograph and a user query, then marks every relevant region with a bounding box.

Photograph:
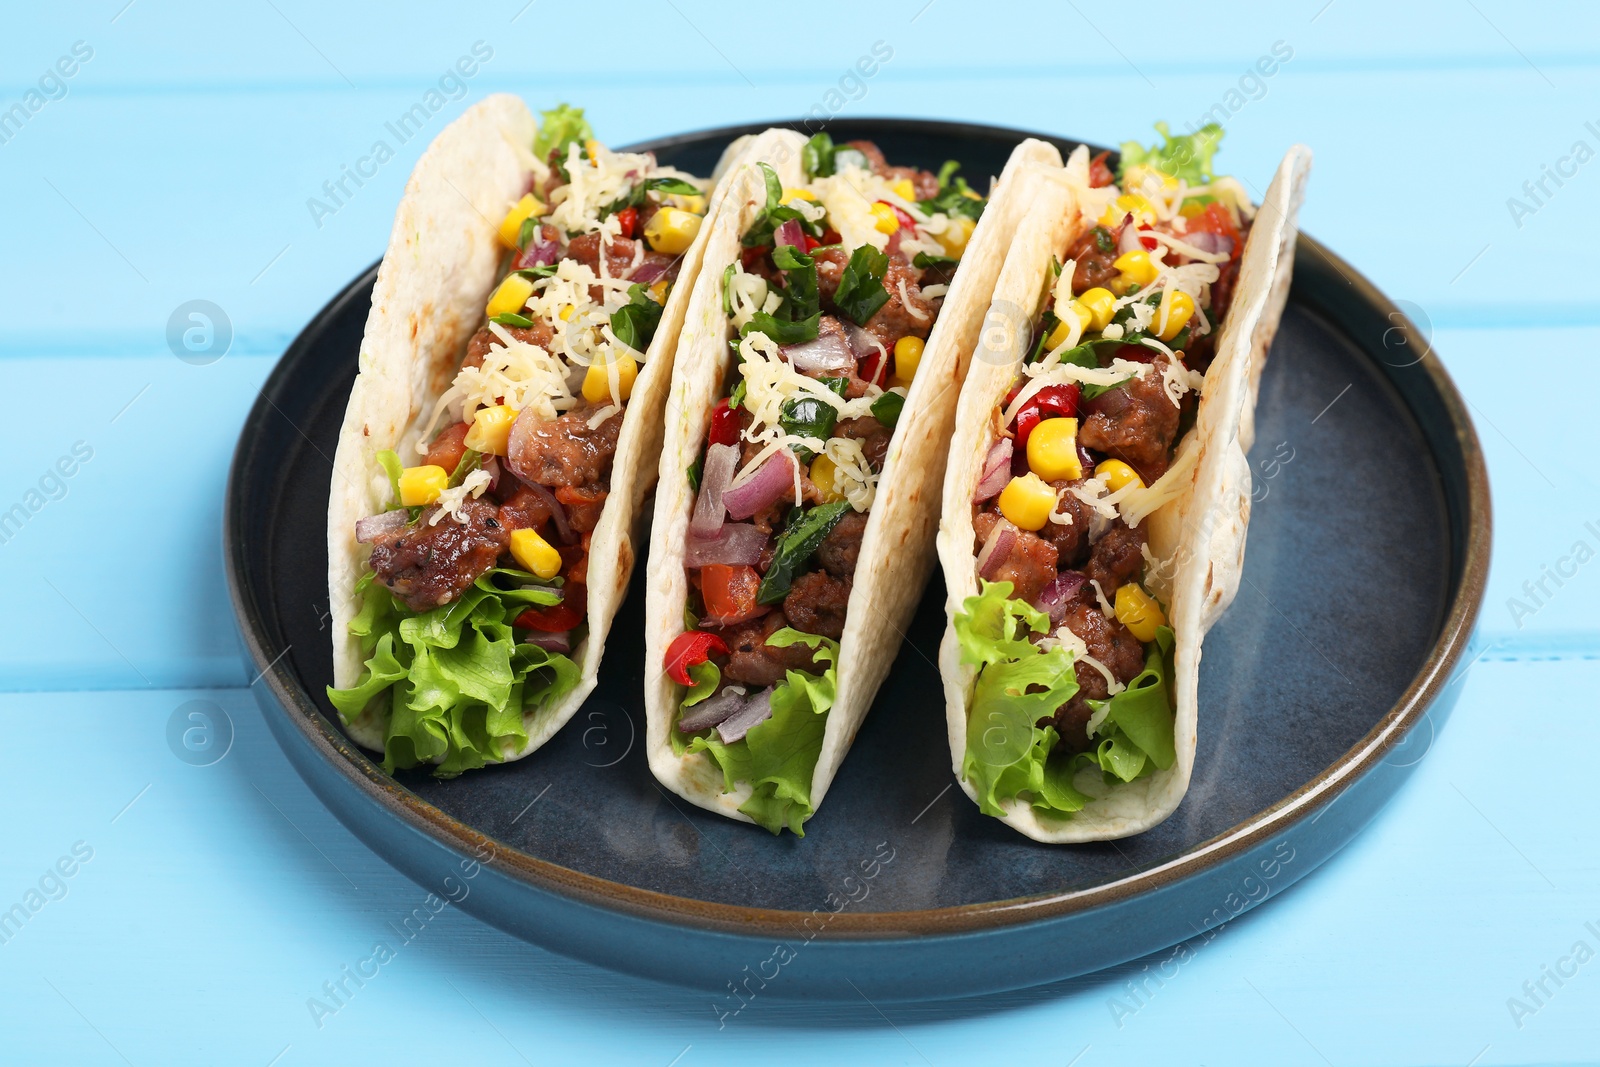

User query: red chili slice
[664,630,729,686]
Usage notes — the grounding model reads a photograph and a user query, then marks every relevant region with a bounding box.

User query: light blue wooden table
[3,2,1597,1062]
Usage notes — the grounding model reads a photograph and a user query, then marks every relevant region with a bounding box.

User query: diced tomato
[1088,151,1115,189]
[663,630,730,686]
[1010,383,1082,451]
[803,235,820,252]
[423,422,471,474]
[700,564,762,624]
[821,228,842,246]
[741,245,771,269]
[515,581,586,632]
[708,398,741,446]
[614,206,638,239]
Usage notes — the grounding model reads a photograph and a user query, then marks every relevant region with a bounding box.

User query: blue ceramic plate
[226,119,1489,1002]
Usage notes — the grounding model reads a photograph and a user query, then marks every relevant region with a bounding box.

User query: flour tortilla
[936,144,1312,842]
[326,94,787,764]
[644,137,1063,826]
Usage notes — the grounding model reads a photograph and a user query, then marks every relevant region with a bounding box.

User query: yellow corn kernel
[1113,249,1158,287]
[1050,301,1094,349]
[1095,459,1144,493]
[647,279,670,304]
[585,138,601,164]
[668,193,707,215]
[486,274,535,319]
[558,304,576,321]
[1078,287,1116,331]
[809,454,845,503]
[496,193,545,248]
[892,335,924,384]
[1099,193,1157,228]
[997,472,1057,531]
[937,216,976,258]
[1115,583,1167,642]
[1156,290,1196,341]
[644,208,702,254]
[509,528,563,580]
[464,404,518,456]
[1026,417,1082,481]
[581,353,639,403]
[398,464,448,507]
[890,178,915,200]
[869,202,899,235]
[781,187,818,203]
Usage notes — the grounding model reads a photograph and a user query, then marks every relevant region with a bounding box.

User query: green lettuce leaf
[681,628,838,835]
[327,569,580,777]
[1119,121,1224,186]
[953,580,1177,819]
[534,103,593,161]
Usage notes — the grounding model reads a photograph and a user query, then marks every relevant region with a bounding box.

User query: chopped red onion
[723,451,797,521]
[354,509,407,544]
[1118,220,1143,255]
[514,236,560,270]
[782,331,854,376]
[525,630,571,654]
[974,439,1013,502]
[690,442,739,539]
[1033,570,1086,626]
[774,218,805,250]
[1183,231,1233,257]
[976,518,1020,581]
[685,522,768,568]
[717,689,773,743]
[629,259,669,286]
[518,475,573,544]
[482,455,504,494]
[678,687,748,733]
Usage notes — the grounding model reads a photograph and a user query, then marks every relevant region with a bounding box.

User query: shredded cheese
[430,468,493,525]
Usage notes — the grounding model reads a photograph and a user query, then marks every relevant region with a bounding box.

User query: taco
[644,131,1061,833]
[938,124,1311,841]
[324,96,787,775]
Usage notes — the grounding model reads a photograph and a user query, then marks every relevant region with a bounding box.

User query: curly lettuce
[953,580,1176,820]
[328,568,581,777]
[1119,121,1224,186]
[534,103,593,161]
[679,628,838,836]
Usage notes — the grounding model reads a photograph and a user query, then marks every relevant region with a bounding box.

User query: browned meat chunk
[497,482,553,532]
[464,319,556,369]
[813,246,850,305]
[555,483,608,534]
[1037,479,1092,567]
[1046,597,1148,753]
[973,511,1059,604]
[566,232,645,300]
[507,404,623,488]
[1084,521,1147,599]
[422,423,470,475]
[368,501,508,612]
[1066,224,1121,294]
[1079,354,1181,481]
[817,510,868,578]
[783,570,852,639]
[835,416,891,473]
[862,258,934,350]
[716,612,822,688]
[844,139,940,199]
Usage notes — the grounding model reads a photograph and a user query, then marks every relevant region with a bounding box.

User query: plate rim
[225,117,1490,941]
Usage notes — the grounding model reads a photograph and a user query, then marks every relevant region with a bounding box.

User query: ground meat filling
[507,404,623,488]
[715,612,823,688]
[1046,597,1148,753]
[973,511,1059,604]
[1079,354,1181,481]
[1038,479,1093,567]
[817,510,868,578]
[1083,520,1146,599]
[835,415,892,473]
[369,500,508,613]
[464,320,556,370]
[783,570,852,640]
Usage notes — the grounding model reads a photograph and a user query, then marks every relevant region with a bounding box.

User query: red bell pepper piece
[1010,383,1082,451]
[515,601,583,633]
[614,206,638,240]
[803,234,820,252]
[708,398,741,446]
[664,630,729,686]
[875,200,918,234]
[1138,224,1158,251]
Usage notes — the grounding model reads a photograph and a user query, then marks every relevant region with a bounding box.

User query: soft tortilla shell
[936,145,1312,842]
